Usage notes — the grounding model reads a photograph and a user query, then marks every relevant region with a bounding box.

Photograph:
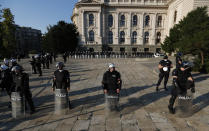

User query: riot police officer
[52,62,72,108]
[102,63,122,110]
[0,65,12,98]
[63,52,67,63]
[168,61,195,114]
[176,52,183,69]
[11,66,35,114]
[29,56,37,74]
[156,55,173,91]
[45,53,50,69]
[35,54,42,76]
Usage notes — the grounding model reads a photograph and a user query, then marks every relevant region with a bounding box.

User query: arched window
[133,15,138,26]
[156,32,161,44]
[132,31,137,44]
[144,31,149,44]
[120,15,125,27]
[157,16,162,27]
[89,30,94,42]
[89,14,94,26]
[120,31,125,43]
[145,15,150,27]
[108,31,113,44]
[108,15,113,27]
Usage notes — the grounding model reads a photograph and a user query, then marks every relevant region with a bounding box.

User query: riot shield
[54,89,68,115]
[176,91,193,117]
[11,92,24,118]
[105,93,119,112]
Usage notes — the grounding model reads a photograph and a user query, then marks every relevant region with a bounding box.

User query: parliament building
[71,0,209,53]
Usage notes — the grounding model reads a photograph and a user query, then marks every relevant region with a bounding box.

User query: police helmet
[3,58,9,65]
[10,59,16,63]
[108,63,115,68]
[177,52,183,57]
[0,65,9,71]
[11,66,22,72]
[56,62,65,69]
[163,55,168,59]
[34,54,40,59]
[182,61,193,68]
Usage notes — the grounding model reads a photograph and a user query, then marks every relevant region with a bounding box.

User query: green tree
[1,8,16,57]
[162,7,209,72]
[42,21,79,53]
[0,5,3,58]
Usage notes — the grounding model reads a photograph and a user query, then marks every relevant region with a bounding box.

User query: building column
[102,10,106,45]
[139,13,144,45]
[151,13,157,45]
[114,13,119,45]
[126,13,131,45]
[81,10,85,45]
[98,11,102,44]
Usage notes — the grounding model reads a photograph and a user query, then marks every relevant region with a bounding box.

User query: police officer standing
[176,52,183,69]
[35,55,42,76]
[29,56,37,74]
[156,55,173,91]
[102,63,122,110]
[52,62,72,108]
[0,65,12,100]
[168,61,195,114]
[11,66,35,114]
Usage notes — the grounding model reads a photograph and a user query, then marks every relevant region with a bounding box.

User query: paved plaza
[0,57,209,131]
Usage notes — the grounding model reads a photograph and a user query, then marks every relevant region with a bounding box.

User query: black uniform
[53,69,71,107]
[0,68,12,96]
[156,59,172,90]
[29,57,37,74]
[102,70,122,95]
[11,72,35,113]
[45,55,50,69]
[36,58,42,76]
[176,56,182,69]
[63,53,67,63]
[168,68,195,111]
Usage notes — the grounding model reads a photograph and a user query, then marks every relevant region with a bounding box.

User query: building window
[144,31,149,44]
[108,15,113,27]
[120,47,125,52]
[144,48,149,52]
[89,30,94,42]
[174,11,177,23]
[89,14,94,26]
[145,15,150,27]
[120,15,125,27]
[120,31,125,43]
[108,31,113,44]
[156,32,161,44]
[157,16,162,27]
[133,15,138,26]
[132,31,137,44]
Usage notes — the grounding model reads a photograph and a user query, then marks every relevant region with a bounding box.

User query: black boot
[168,105,175,114]
[156,86,159,92]
[164,87,168,91]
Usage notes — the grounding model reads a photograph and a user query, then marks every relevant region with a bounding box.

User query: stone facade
[72,0,209,53]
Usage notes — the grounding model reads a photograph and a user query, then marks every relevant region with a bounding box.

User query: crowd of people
[0,51,196,116]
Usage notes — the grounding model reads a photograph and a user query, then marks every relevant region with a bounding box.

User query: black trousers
[157,72,169,88]
[22,91,35,111]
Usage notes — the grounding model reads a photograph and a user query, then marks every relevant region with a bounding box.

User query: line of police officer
[1,52,196,116]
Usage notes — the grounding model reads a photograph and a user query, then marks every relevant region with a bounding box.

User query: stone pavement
[0,57,209,131]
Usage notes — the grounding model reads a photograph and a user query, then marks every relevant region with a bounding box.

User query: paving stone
[73,120,90,131]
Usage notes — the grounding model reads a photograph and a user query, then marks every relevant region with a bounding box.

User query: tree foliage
[162,7,209,72]
[0,8,16,58]
[42,21,79,53]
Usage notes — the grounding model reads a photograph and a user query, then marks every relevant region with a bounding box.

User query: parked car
[154,53,165,58]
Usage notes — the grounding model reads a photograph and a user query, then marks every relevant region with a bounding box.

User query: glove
[191,87,195,93]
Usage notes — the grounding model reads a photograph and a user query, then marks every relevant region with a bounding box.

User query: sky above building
[1,0,78,33]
